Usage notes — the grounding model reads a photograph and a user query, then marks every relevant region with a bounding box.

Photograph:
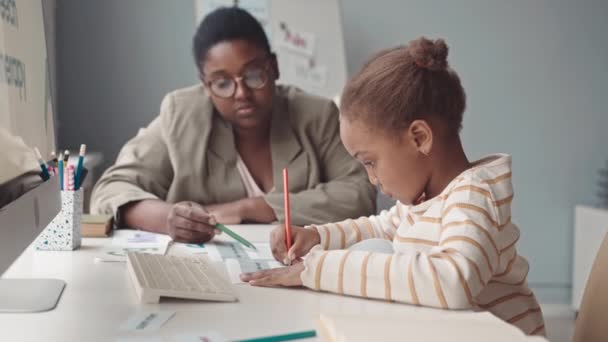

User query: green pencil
[214,223,257,250]
[233,330,317,342]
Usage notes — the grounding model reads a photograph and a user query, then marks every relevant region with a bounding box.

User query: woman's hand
[166,201,219,243]
[240,262,305,287]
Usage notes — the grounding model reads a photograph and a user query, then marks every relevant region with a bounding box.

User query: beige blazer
[90,85,376,226]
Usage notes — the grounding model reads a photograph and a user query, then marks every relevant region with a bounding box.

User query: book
[81,214,112,237]
[317,311,547,342]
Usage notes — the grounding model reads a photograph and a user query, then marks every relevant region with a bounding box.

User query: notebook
[317,311,547,342]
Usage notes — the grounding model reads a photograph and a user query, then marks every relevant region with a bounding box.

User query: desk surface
[2,225,539,341]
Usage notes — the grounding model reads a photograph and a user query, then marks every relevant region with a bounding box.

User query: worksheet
[95,230,172,263]
[169,240,283,284]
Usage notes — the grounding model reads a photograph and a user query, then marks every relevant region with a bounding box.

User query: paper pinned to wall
[276,22,316,58]
[294,59,327,88]
[282,54,327,89]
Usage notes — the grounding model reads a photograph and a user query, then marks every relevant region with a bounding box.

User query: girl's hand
[240,262,305,287]
[270,225,321,265]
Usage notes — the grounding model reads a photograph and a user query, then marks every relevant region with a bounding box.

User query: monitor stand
[0,278,65,313]
[0,175,64,313]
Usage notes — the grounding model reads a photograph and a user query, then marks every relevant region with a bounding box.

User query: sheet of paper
[246,242,274,260]
[204,241,282,284]
[127,232,158,243]
[225,258,283,284]
[94,246,170,263]
[95,230,171,263]
[119,310,175,332]
[112,230,171,248]
[171,332,228,342]
[115,337,163,342]
[167,242,207,258]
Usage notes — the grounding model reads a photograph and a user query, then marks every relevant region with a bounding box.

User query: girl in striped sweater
[241,37,545,336]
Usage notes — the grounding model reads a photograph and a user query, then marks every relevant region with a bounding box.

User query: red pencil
[283,168,292,250]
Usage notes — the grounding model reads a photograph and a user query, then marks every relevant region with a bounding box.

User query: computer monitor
[0,0,65,312]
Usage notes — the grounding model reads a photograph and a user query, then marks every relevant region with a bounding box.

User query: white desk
[1,225,539,341]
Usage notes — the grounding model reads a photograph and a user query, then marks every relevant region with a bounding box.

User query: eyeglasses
[202,63,271,99]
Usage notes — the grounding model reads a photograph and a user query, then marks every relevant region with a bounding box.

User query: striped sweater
[301,154,545,336]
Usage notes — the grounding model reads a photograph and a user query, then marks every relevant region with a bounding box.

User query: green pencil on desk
[214,223,256,250]
[233,330,317,342]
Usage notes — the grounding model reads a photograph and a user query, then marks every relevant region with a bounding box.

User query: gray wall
[57,0,608,302]
[57,0,198,173]
[42,0,57,118]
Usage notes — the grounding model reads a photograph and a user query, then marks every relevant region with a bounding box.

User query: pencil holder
[36,188,83,251]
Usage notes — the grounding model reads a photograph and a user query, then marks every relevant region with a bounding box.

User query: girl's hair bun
[408,37,448,71]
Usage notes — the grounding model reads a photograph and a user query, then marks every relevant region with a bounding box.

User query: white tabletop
[1,225,537,341]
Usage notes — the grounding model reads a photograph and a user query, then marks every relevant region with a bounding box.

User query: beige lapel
[205,110,246,202]
[205,89,306,199]
[269,93,307,192]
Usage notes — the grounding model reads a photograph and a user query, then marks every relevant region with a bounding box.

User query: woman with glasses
[90,7,376,243]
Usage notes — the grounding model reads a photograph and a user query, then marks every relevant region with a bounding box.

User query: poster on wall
[273,20,327,91]
[275,21,315,58]
[293,58,327,88]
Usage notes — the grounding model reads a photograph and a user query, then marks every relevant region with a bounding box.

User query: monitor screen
[0,0,62,279]
[0,0,56,196]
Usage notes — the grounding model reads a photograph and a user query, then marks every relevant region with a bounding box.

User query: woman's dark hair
[341,37,466,136]
[193,7,271,70]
